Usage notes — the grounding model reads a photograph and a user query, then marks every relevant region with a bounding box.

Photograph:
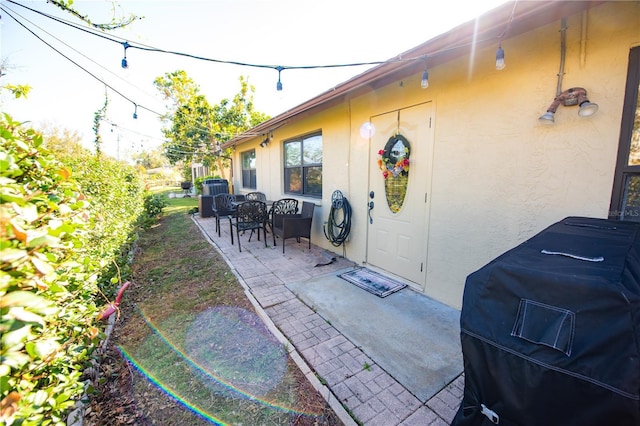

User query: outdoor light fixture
[121,41,130,69]
[495,44,505,70]
[421,69,429,88]
[260,135,270,148]
[276,66,284,91]
[420,56,429,89]
[538,87,598,125]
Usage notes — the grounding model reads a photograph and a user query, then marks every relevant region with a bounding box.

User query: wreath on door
[377,134,411,213]
[377,134,410,179]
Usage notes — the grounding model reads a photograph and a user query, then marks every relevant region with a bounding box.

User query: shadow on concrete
[287,268,463,403]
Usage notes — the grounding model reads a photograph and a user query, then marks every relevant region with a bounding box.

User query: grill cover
[452,216,640,426]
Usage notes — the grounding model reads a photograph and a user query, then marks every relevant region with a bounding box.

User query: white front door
[366,102,432,289]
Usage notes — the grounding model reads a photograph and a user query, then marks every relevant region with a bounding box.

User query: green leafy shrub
[0,113,148,424]
[139,193,168,229]
[56,151,145,300]
[1,113,101,425]
[194,174,223,195]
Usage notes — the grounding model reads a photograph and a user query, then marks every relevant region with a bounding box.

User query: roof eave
[224,0,603,148]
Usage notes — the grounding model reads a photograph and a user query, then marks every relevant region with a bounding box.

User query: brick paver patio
[193,213,464,425]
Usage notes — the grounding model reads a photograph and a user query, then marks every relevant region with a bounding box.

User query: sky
[1,0,508,161]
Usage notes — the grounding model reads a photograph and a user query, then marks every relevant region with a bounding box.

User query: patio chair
[270,198,298,232]
[213,193,236,237]
[272,201,315,253]
[230,200,268,252]
[245,191,267,202]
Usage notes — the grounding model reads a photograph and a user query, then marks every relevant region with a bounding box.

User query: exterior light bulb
[578,101,599,117]
[276,66,284,91]
[495,45,505,71]
[538,111,555,124]
[421,69,429,89]
[121,41,130,69]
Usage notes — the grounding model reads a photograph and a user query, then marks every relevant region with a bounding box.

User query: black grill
[453,216,640,426]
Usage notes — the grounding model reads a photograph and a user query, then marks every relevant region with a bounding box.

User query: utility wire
[5,0,514,151]
[0,4,162,118]
[8,0,506,87]
[1,2,164,110]
[4,1,287,142]
[6,0,407,72]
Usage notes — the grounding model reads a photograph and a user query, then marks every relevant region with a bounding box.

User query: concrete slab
[287,268,463,403]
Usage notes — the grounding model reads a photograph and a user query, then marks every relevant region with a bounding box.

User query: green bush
[1,113,101,425]
[0,113,147,424]
[139,193,168,229]
[194,174,223,195]
[57,151,145,300]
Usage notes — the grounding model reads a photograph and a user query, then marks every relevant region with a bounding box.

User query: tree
[38,124,85,157]
[132,147,170,170]
[46,0,140,30]
[1,59,31,100]
[154,72,270,175]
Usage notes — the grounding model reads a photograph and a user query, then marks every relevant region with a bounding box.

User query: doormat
[338,268,406,298]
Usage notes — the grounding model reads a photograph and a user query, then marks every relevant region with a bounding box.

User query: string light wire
[5,0,510,90]
[5,0,521,149]
[0,4,162,119]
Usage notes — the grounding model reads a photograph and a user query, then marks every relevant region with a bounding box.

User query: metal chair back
[245,191,267,202]
[270,198,299,231]
[213,193,237,236]
[231,201,268,252]
[272,201,315,253]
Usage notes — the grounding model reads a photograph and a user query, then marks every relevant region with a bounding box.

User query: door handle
[368,201,374,224]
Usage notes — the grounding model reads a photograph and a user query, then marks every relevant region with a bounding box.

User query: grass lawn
[85,188,341,425]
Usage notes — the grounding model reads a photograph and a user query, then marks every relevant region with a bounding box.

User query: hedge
[0,113,149,425]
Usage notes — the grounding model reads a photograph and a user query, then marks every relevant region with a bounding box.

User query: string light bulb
[276,66,284,91]
[420,56,429,89]
[495,44,505,70]
[421,69,429,89]
[132,103,138,119]
[121,41,130,69]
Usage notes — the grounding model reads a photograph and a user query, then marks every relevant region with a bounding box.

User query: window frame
[283,132,322,198]
[241,149,256,190]
[609,47,640,220]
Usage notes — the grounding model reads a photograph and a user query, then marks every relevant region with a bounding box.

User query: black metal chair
[272,199,314,252]
[213,193,236,237]
[245,191,267,202]
[230,201,268,252]
[272,201,315,253]
[270,198,298,233]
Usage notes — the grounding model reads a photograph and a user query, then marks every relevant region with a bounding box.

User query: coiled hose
[324,190,352,247]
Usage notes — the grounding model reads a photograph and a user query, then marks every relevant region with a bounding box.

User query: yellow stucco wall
[233,2,640,309]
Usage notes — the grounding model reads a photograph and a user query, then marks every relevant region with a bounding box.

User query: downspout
[555,17,568,97]
[580,11,588,68]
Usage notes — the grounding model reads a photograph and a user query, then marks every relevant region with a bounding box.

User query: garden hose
[324,190,352,247]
